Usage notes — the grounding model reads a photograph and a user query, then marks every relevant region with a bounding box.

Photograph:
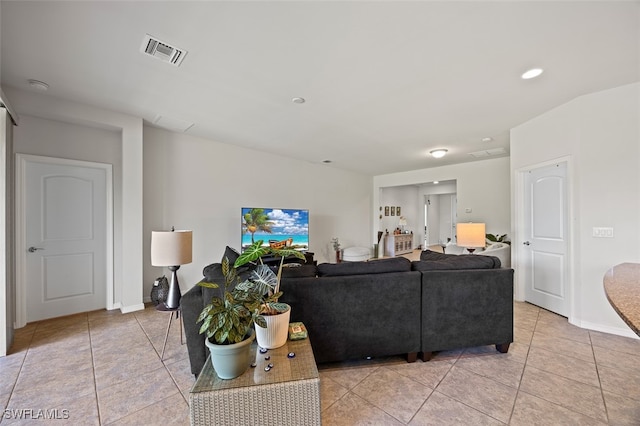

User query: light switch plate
[592,227,614,238]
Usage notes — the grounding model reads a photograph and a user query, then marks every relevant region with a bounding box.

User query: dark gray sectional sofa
[181,250,513,377]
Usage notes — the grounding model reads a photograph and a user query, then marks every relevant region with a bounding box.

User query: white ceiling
[1,1,638,175]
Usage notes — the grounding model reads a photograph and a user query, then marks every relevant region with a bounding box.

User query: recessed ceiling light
[28,79,49,91]
[322,159,332,164]
[430,149,448,159]
[481,137,493,143]
[433,181,439,184]
[521,68,544,80]
[292,97,306,104]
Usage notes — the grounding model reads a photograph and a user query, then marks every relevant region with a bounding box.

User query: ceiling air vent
[468,147,507,158]
[140,34,187,67]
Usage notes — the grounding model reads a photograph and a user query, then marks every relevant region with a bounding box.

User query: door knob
[523,241,531,246]
[28,246,44,253]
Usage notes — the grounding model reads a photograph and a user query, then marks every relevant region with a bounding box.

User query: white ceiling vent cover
[468,147,507,158]
[140,34,187,67]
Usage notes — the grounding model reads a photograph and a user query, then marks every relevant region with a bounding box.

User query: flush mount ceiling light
[292,97,306,104]
[28,79,49,91]
[430,149,448,159]
[521,68,544,80]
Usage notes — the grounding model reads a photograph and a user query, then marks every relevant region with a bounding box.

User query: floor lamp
[151,229,193,309]
[456,222,486,254]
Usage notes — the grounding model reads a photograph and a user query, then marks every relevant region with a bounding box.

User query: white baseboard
[120,303,145,314]
[570,318,639,340]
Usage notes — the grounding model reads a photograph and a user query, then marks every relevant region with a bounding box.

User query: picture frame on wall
[397,206,401,215]
[385,206,389,216]
[391,206,396,216]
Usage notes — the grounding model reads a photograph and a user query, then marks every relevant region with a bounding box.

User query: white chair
[342,246,371,262]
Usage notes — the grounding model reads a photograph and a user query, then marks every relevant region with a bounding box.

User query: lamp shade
[456,223,486,248]
[151,230,193,266]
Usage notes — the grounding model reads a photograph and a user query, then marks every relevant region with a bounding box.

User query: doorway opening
[379,180,456,252]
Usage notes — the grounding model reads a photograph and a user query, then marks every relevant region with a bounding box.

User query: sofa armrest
[181,283,207,377]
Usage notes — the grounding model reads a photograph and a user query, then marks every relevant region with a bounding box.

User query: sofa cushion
[412,252,501,271]
[202,263,225,283]
[276,263,318,278]
[420,249,452,261]
[222,245,241,265]
[317,257,411,277]
[201,246,258,285]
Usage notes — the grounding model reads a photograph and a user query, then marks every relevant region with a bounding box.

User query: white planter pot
[255,305,291,349]
[204,331,255,379]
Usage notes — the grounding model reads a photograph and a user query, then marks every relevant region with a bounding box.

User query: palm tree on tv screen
[243,208,273,244]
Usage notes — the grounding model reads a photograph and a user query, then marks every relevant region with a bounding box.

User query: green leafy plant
[197,240,306,344]
[486,233,510,245]
[234,240,306,315]
[197,257,266,344]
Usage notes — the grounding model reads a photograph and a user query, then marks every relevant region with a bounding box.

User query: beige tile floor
[1,301,640,425]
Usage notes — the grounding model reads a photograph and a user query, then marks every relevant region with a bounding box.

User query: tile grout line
[405,357,459,424]
[133,309,190,406]
[590,330,611,425]
[87,316,103,425]
[317,364,382,417]
[507,306,540,425]
[520,309,611,425]
[1,324,36,425]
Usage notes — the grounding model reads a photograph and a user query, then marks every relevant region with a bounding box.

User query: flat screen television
[241,207,309,251]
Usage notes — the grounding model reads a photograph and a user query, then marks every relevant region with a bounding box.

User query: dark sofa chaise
[412,250,514,361]
[181,250,513,377]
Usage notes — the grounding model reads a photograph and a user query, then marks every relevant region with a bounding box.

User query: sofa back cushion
[274,263,318,278]
[317,257,411,277]
[413,250,501,270]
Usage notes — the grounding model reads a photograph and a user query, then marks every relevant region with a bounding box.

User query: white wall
[4,88,373,317]
[511,82,640,337]
[374,157,511,243]
[143,126,372,295]
[12,113,124,312]
[1,108,14,356]
[380,185,419,249]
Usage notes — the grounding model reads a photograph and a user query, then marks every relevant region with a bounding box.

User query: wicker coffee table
[189,338,321,426]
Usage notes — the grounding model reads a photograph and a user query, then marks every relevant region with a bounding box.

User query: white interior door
[19,155,110,323]
[523,162,569,316]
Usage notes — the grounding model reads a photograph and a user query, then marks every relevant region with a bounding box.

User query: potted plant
[486,233,511,245]
[197,256,268,379]
[234,240,306,349]
[197,241,305,378]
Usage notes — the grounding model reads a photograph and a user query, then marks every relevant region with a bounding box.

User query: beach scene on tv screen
[241,208,309,250]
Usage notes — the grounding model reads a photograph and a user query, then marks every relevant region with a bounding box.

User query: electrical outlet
[592,227,614,238]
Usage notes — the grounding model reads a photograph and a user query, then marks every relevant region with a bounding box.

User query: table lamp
[151,228,192,309]
[456,222,485,254]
